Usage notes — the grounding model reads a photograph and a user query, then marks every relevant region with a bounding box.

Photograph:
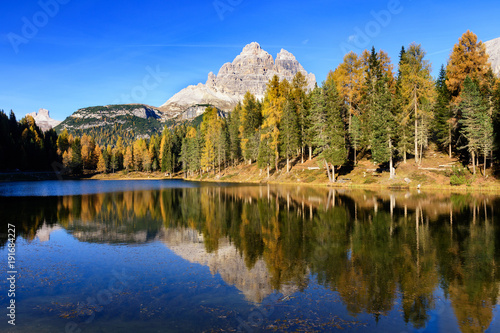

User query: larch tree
[446,30,491,104]
[123,146,133,172]
[261,75,289,171]
[331,51,364,149]
[399,43,435,164]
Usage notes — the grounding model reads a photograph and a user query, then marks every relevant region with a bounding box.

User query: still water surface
[0,180,499,332]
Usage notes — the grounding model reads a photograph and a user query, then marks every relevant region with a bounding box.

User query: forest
[1,31,499,183]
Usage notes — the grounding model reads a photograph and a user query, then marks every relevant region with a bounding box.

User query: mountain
[26,108,61,132]
[55,104,169,145]
[485,37,500,76]
[161,42,316,117]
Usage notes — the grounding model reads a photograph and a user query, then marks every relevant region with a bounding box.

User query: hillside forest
[1,31,500,183]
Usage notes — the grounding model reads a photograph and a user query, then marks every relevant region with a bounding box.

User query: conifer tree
[459,76,493,176]
[291,72,309,163]
[160,131,173,173]
[331,52,364,145]
[261,75,289,171]
[395,46,414,163]
[433,65,454,157]
[325,80,347,182]
[279,97,299,172]
[446,30,491,103]
[240,91,261,164]
[228,103,242,166]
[399,43,435,164]
[124,146,133,172]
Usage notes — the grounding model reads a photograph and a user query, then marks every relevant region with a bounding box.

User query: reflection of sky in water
[0,179,200,197]
[0,182,499,332]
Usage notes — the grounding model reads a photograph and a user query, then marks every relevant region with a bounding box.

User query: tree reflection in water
[1,186,499,332]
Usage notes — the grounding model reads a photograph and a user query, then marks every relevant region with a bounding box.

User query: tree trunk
[448,127,452,158]
[389,139,394,179]
[414,90,418,164]
[325,160,332,183]
[484,150,487,178]
[354,143,357,165]
[267,165,270,178]
[472,151,476,175]
[309,146,312,161]
[286,155,290,173]
[331,165,336,183]
[301,146,304,164]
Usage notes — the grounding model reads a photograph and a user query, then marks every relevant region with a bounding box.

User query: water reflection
[1,186,499,332]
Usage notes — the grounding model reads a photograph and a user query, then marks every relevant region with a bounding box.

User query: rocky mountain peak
[26,108,61,132]
[276,48,296,61]
[161,42,316,118]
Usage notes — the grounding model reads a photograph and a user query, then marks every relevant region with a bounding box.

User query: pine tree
[228,103,242,166]
[160,131,173,173]
[291,72,309,163]
[399,43,435,164]
[240,91,261,164]
[459,76,493,176]
[257,130,274,178]
[433,65,454,157]
[279,97,299,172]
[395,46,414,163]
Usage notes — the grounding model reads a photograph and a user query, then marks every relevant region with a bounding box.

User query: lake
[0,180,499,332]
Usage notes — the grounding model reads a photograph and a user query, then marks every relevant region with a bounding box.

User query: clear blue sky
[1,0,499,121]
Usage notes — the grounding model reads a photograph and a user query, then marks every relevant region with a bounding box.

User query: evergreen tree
[459,76,493,176]
[279,97,299,172]
[257,130,274,178]
[228,103,242,166]
[240,91,261,164]
[160,131,173,173]
[433,65,454,157]
[395,46,414,163]
[291,72,309,163]
[399,43,435,164]
[321,80,347,182]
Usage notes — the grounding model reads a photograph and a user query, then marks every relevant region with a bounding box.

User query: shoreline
[2,170,499,193]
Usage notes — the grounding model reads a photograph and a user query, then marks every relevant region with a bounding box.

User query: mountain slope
[55,104,169,145]
[485,37,500,76]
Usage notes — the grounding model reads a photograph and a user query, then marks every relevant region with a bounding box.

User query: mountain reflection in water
[1,184,499,332]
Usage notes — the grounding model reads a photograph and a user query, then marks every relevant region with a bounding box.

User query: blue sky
[1,0,499,121]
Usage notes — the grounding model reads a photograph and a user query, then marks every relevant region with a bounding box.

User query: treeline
[1,30,499,180]
[0,111,58,170]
